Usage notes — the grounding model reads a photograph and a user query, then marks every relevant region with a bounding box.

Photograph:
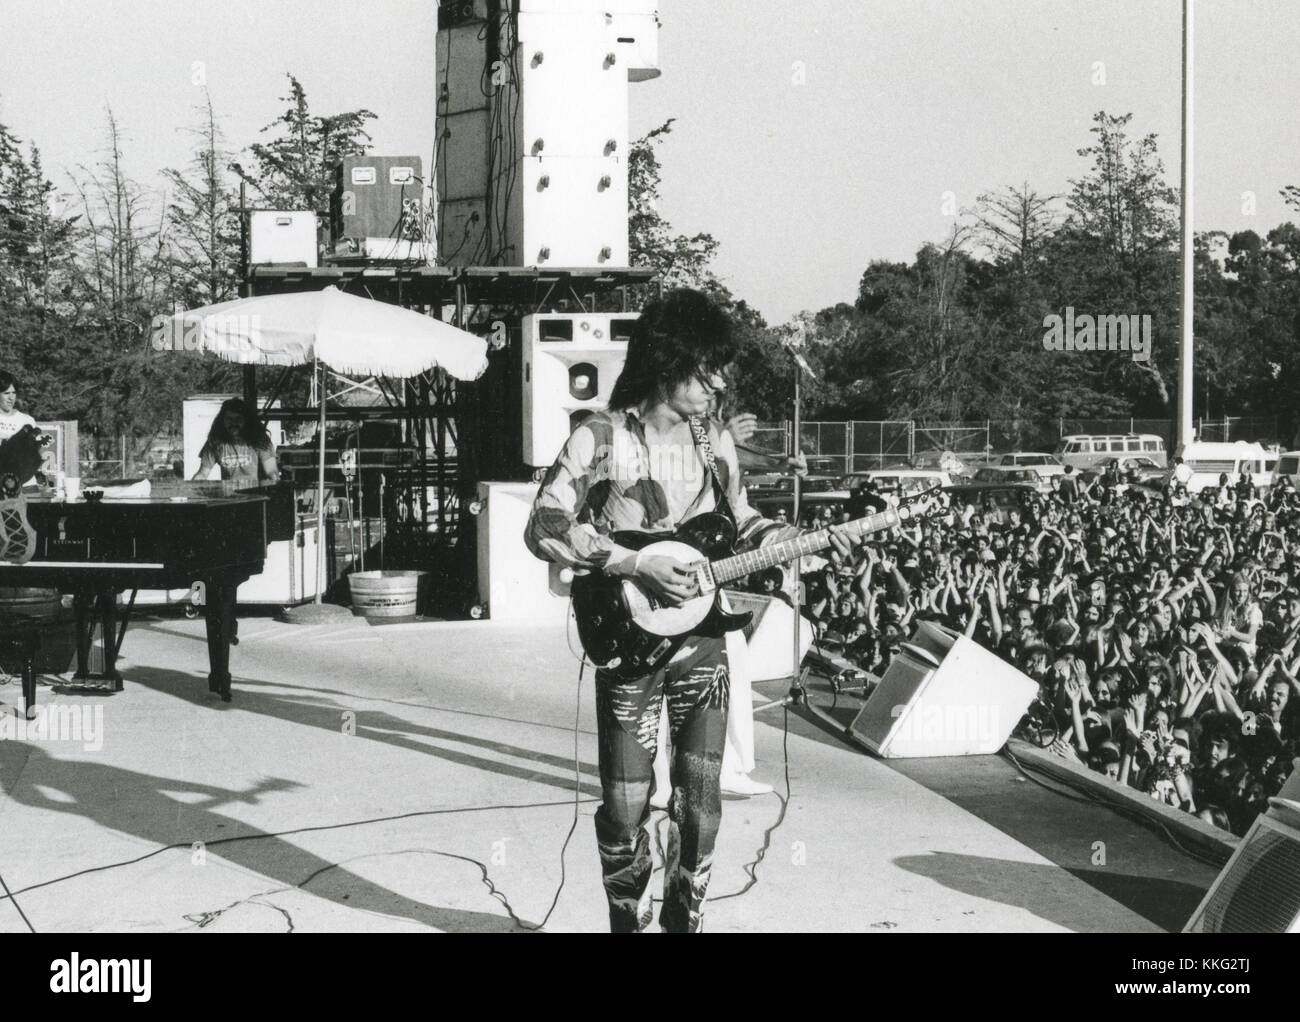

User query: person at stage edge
[0,372,36,444]
[193,398,280,483]
[525,289,855,933]
[0,372,42,486]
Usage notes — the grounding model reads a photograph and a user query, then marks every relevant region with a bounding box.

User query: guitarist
[525,289,856,932]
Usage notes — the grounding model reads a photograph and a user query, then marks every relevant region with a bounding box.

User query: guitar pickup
[696,562,717,594]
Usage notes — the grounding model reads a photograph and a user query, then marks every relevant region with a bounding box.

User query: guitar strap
[688,415,736,524]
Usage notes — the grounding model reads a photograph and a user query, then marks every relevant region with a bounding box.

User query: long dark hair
[200,398,271,459]
[608,289,736,410]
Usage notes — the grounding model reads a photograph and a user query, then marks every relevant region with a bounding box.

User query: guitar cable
[514,653,584,930]
[0,602,592,933]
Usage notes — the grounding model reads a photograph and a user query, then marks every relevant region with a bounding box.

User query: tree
[627,119,727,299]
[162,91,242,308]
[1052,111,1181,411]
[968,183,1061,269]
[67,108,217,448]
[233,74,375,217]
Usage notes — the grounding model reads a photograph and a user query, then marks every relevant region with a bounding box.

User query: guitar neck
[710,507,910,586]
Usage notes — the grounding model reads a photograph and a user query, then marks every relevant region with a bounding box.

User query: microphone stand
[787,342,814,706]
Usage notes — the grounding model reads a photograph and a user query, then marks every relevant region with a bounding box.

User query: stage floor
[0,614,1219,932]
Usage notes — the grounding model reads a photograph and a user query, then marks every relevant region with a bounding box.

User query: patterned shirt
[525,407,794,575]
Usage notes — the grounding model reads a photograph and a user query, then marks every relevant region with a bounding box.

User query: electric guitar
[572,497,941,680]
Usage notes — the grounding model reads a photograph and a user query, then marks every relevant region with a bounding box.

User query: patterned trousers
[594,635,729,933]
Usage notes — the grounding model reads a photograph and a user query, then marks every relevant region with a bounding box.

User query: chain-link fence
[798,422,850,473]
[752,421,911,472]
[849,420,913,471]
[913,423,991,459]
[755,415,1286,468]
[1194,417,1281,445]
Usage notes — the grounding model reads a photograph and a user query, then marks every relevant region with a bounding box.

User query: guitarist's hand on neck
[827,522,858,561]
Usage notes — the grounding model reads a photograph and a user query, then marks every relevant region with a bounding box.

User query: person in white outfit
[651,408,797,803]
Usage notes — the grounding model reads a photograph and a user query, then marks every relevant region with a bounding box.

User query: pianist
[192,398,280,484]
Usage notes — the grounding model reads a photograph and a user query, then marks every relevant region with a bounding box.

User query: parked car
[941,483,1038,526]
[1054,433,1167,471]
[746,455,848,513]
[841,469,952,508]
[996,452,1066,481]
[970,465,1050,491]
[911,449,970,475]
[1081,455,1166,485]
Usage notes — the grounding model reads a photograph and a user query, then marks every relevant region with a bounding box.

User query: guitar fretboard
[710,507,908,585]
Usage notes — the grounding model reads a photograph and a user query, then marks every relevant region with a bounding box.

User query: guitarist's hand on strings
[635,554,700,607]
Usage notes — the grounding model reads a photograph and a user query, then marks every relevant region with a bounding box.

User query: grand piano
[0,494,271,715]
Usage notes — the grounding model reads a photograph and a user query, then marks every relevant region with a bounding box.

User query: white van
[1273,451,1300,489]
[1171,440,1273,494]
[1055,434,1167,471]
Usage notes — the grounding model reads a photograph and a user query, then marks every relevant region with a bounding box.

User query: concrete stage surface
[0,615,1221,933]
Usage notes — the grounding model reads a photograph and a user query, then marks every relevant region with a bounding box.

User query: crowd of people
[743,463,1300,836]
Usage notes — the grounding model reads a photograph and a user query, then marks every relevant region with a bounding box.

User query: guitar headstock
[897,484,950,523]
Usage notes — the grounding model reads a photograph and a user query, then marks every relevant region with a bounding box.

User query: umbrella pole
[315,357,327,605]
[281,358,352,624]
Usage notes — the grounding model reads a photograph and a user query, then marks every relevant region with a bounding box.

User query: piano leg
[204,578,239,702]
[70,589,123,688]
[73,592,91,680]
[21,648,35,722]
[100,586,123,691]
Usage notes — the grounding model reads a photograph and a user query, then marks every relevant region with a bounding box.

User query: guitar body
[571,512,753,680]
[569,496,934,681]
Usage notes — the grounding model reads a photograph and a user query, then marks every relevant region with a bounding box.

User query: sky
[1,0,1298,324]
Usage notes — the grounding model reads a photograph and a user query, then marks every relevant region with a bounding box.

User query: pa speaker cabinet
[601,0,662,82]
[331,155,426,260]
[522,313,635,467]
[507,155,628,267]
[1184,765,1300,933]
[475,481,569,622]
[850,620,1038,757]
[513,10,629,159]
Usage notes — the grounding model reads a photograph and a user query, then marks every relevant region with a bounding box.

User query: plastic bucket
[347,571,425,620]
[0,588,61,624]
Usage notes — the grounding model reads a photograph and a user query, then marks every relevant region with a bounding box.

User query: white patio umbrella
[163,286,488,619]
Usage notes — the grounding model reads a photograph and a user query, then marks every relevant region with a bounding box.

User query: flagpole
[1177,0,1195,448]
[315,356,327,605]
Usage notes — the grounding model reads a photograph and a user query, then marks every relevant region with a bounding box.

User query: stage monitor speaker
[723,590,813,682]
[848,620,1038,757]
[521,313,635,467]
[475,481,569,622]
[1184,760,1300,933]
